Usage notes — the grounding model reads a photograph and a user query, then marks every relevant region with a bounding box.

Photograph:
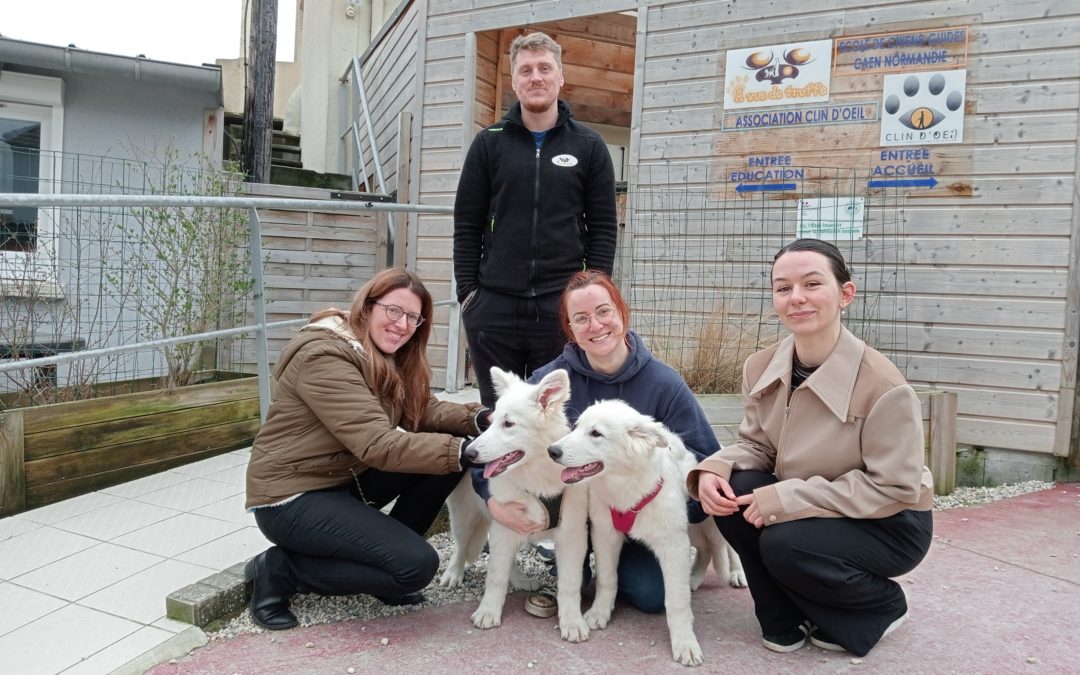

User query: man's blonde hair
[509,32,563,71]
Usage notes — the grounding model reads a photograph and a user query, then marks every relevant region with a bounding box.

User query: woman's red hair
[560,269,631,343]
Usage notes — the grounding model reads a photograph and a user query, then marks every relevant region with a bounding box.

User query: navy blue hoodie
[530,331,719,462]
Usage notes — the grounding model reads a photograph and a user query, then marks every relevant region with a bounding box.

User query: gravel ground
[210,533,555,640]
[930,479,1054,510]
[210,479,1056,640]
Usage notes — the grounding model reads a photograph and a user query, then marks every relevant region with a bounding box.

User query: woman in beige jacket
[244,268,485,630]
[688,239,933,657]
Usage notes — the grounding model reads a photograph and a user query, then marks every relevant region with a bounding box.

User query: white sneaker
[881,609,909,640]
[535,540,556,563]
[762,621,812,653]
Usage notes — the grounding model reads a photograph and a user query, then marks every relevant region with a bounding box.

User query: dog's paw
[689,570,706,591]
[559,617,590,643]
[471,607,502,629]
[671,637,704,667]
[728,570,748,588]
[439,568,464,587]
[583,606,611,630]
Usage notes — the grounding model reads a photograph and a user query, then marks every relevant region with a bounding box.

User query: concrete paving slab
[145,485,1080,674]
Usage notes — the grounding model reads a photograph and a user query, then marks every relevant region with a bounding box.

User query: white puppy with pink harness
[548,398,717,667]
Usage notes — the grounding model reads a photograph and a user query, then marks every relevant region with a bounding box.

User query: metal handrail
[339,55,397,266]
[0,193,458,418]
[0,194,450,214]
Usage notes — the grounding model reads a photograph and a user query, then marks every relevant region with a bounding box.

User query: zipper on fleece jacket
[529,145,541,296]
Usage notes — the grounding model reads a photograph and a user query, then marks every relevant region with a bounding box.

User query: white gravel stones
[211,532,553,639]
[932,480,1054,510]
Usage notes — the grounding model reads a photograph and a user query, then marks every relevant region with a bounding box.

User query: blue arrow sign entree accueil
[867,176,938,188]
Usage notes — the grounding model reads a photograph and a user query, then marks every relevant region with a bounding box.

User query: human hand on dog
[488,498,546,535]
[697,473,740,516]
[474,408,493,433]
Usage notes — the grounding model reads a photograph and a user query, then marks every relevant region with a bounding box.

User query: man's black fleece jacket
[453,100,617,303]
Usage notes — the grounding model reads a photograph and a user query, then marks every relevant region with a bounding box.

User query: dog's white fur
[439,367,591,636]
[548,399,745,667]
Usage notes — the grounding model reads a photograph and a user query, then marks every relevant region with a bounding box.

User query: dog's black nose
[547,444,562,460]
[463,447,478,463]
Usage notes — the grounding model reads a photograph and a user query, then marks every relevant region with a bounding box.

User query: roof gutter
[0,37,222,99]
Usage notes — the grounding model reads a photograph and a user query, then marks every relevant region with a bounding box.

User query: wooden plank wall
[636,0,1079,457]
[418,1,636,388]
[240,184,378,370]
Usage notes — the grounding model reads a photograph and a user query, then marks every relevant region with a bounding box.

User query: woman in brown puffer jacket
[244,267,485,630]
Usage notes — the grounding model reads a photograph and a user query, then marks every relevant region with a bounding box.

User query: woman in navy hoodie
[478,269,720,613]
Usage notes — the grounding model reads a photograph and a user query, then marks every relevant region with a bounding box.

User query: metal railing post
[436,297,460,393]
[248,207,271,422]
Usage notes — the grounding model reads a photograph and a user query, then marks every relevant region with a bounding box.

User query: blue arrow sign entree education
[867,176,938,188]
[735,183,798,193]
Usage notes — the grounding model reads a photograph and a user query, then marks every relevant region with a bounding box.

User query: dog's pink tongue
[561,466,581,483]
[483,461,500,479]
[561,462,603,483]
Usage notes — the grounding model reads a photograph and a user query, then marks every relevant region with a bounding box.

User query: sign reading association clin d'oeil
[723,39,833,110]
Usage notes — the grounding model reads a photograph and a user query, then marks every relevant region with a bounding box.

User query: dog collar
[610,478,664,535]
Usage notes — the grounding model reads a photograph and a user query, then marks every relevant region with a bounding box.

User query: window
[1,105,45,252]
[0,73,64,294]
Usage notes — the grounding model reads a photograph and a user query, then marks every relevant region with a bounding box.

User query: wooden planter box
[0,375,260,517]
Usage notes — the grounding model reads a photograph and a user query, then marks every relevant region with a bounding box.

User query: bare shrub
[650,303,766,395]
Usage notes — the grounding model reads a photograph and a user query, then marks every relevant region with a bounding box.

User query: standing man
[453,31,618,407]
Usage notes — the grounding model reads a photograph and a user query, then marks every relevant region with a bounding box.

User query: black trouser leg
[462,288,565,407]
[712,471,806,636]
[761,508,932,656]
[354,467,464,535]
[253,477,450,598]
[463,323,526,408]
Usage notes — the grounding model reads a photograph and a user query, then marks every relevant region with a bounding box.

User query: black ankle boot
[245,551,298,630]
[373,591,426,606]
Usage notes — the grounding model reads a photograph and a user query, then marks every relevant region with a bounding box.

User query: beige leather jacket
[246,317,481,509]
[688,327,933,525]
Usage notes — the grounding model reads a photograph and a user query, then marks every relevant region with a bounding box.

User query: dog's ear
[535,369,571,411]
[490,367,518,397]
[627,417,669,450]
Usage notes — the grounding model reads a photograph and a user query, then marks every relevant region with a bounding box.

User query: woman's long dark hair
[310,268,433,429]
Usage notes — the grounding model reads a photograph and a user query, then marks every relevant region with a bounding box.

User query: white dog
[547,400,745,667]
[439,367,591,636]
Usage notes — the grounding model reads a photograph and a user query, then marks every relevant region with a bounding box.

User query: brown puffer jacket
[245,319,481,509]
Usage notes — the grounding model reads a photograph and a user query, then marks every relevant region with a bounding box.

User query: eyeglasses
[569,305,616,330]
[373,301,425,327]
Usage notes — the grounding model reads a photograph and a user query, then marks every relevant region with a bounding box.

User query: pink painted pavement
[148,485,1080,674]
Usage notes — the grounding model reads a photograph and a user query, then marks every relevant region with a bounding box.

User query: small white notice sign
[797,198,865,240]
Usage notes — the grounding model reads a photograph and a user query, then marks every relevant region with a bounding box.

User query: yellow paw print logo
[727,75,750,104]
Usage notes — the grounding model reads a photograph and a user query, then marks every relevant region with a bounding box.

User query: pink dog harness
[610,479,664,535]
